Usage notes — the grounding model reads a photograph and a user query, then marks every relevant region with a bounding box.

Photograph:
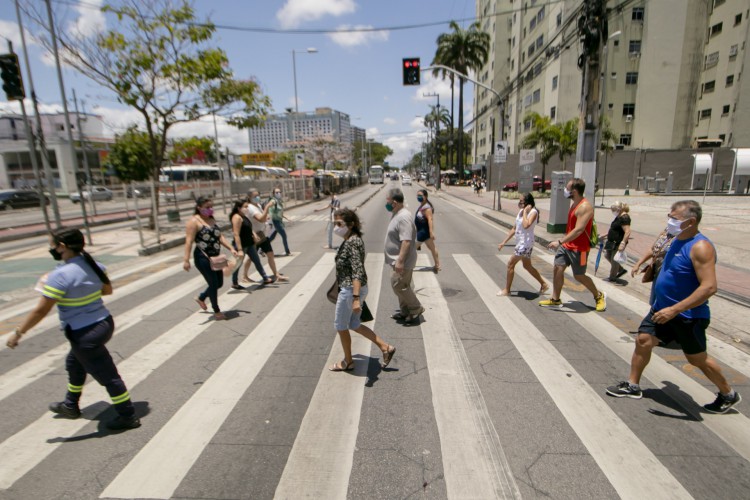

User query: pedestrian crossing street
[0,247,749,499]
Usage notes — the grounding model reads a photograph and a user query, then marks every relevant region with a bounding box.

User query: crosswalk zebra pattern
[0,247,748,499]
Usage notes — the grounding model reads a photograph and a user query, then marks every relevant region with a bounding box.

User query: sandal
[382,346,396,367]
[433,266,440,274]
[496,290,510,296]
[195,297,207,311]
[275,274,290,282]
[241,275,256,284]
[261,277,276,285]
[213,312,226,321]
[329,359,354,372]
[539,283,550,295]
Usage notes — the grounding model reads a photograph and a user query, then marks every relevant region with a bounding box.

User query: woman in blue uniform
[5,228,140,431]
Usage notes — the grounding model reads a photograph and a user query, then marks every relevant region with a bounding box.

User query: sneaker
[595,291,607,312]
[539,298,563,308]
[49,401,81,419]
[704,392,742,414]
[606,381,643,399]
[106,415,141,430]
[616,269,628,279]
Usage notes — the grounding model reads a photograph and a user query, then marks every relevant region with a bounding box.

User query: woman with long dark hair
[329,208,396,371]
[5,228,140,430]
[415,189,441,273]
[230,198,274,287]
[497,192,548,296]
[183,196,238,320]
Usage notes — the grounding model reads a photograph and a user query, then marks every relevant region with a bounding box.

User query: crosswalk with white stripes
[0,246,748,499]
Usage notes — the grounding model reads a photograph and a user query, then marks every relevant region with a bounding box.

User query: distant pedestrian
[603,201,631,281]
[415,189,441,273]
[184,197,239,320]
[540,178,607,311]
[6,228,140,430]
[268,187,292,256]
[242,188,288,284]
[497,192,548,296]
[632,228,676,305]
[607,200,741,414]
[328,208,396,371]
[385,188,424,324]
[314,190,340,249]
[230,199,272,288]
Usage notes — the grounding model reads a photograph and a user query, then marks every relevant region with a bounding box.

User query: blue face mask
[253,196,261,204]
[385,202,394,212]
[417,196,424,203]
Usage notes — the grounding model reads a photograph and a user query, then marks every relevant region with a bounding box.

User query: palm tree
[432,21,490,179]
[554,118,578,170]
[424,106,451,165]
[521,112,558,192]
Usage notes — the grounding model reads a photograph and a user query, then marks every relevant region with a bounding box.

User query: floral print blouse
[335,235,368,288]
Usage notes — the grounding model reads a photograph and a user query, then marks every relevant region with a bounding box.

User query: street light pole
[292,48,318,114]
[598,31,621,207]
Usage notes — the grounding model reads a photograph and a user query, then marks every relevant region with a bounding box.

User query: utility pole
[424,92,442,190]
[72,88,96,216]
[574,0,607,202]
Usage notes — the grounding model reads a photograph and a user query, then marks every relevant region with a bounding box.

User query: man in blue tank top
[606,200,741,413]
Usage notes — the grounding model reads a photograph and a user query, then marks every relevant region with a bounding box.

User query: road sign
[295,153,305,170]
[519,149,536,166]
[494,141,507,163]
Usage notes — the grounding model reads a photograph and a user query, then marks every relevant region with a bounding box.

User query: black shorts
[639,309,710,355]
[257,238,273,254]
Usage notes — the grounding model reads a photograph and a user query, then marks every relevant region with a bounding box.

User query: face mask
[385,202,394,212]
[417,196,424,203]
[333,225,349,238]
[49,247,63,261]
[274,193,282,200]
[612,209,619,216]
[253,196,261,204]
[199,207,213,217]
[666,217,687,236]
[563,188,573,199]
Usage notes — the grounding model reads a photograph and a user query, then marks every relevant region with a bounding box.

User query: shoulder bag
[201,249,228,271]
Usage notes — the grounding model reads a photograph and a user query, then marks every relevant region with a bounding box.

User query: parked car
[126,185,152,198]
[0,190,49,210]
[502,176,552,192]
[401,175,412,186]
[70,185,113,203]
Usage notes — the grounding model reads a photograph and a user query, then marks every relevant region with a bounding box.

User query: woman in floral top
[329,208,396,371]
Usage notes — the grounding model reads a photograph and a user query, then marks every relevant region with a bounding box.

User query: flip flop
[329,359,354,372]
[194,297,207,311]
[382,346,396,367]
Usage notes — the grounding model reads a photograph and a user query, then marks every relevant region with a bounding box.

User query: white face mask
[333,225,349,239]
[563,188,573,199]
[666,217,687,236]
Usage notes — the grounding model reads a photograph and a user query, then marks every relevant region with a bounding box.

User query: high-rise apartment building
[472,0,750,164]
[248,107,352,152]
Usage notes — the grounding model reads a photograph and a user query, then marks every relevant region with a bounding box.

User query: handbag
[201,249,228,271]
[360,301,374,322]
[642,264,654,283]
[326,279,339,304]
[253,230,267,247]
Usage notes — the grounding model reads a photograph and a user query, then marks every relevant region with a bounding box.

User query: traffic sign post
[494,141,507,164]
[295,153,305,170]
[518,149,536,194]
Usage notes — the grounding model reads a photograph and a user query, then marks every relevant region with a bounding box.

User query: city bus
[369,165,384,184]
[159,165,223,202]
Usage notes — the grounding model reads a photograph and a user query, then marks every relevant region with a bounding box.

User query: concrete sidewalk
[435,184,750,307]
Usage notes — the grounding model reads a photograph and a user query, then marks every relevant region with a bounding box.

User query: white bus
[369,165,384,184]
[160,165,223,202]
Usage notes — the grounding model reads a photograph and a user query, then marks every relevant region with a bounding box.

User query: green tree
[169,136,218,164]
[369,142,394,166]
[35,0,270,219]
[432,21,490,179]
[521,112,558,192]
[105,126,155,183]
[554,118,579,170]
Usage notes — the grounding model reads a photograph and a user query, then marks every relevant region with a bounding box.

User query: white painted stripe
[530,250,750,379]
[0,275,206,402]
[0,255,183,352]
[414,254,522,499]
[498,253,750,463]
[0,256,297,490]
[100,255,333,499]
[459,254,692,499]
[275,254,385,499]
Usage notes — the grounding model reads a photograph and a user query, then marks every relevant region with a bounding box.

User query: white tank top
[515,208,537,249]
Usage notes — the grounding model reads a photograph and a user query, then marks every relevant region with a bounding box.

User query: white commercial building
[248,107,352,152]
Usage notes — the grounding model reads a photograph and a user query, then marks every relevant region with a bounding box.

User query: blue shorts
[639,308,709,355]
[334,285,368,331]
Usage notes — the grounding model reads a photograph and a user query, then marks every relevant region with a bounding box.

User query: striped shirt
[40,255,109,330]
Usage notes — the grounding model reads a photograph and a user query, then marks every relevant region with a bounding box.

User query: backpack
[588,219,599,248]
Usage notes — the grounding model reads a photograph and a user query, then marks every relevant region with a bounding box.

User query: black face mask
[49,247,63,261]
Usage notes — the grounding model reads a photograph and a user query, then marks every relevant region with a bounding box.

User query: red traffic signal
[402,57,420,86]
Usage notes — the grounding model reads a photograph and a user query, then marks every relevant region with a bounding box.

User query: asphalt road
[0,182,748,499]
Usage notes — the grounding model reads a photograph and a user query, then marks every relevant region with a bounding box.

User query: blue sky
[0,0,478,166]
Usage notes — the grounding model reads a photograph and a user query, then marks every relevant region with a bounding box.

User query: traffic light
[402,57,420,86]
[0,54,25,101]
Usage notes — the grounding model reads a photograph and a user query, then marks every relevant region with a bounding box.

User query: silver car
[70,186,113,203]
[401,175,412,186]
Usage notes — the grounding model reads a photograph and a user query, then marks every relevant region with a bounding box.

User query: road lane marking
[0,256,297,490]
[498,253,750,464]
[275,254,384,499]
[415,254,522,499]
[460,254,692,499]
[100,255,332,499]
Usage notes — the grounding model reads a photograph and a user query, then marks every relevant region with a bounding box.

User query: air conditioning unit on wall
[625,115,633,122]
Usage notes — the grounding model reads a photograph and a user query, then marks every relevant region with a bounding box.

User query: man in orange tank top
[540,178,607,312]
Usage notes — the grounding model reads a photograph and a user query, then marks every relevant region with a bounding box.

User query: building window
[722,105,730,115]
[700,108,712,119]
[625,72,639,84]
[550,106,556,119]
[528,43,535,57]
[524,94,532,107]
[534,62,542,77]
[729,44,738,59]
[735,13,742,26]
[705,51,720,69]
[538,6,545,23]
[552,75,558,90]
[714,0,726,7]
[629,40,642,54]
[719,133,726,142]
[632,7,644,21]
[710,22,723,37]
[536,35,544,50]
[530,16,537,30]
[727,74,734,86]
[623,103,635,116]
[557,12,562,27]
[524,120,532,131]
[703,80,716,93]
[532,89,541,103]
[619,134,632,146]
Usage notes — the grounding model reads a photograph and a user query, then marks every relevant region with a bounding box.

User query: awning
[692,154,712,175]
[289,169,316,177]
[442,169,457,175]
[732,149,750,176]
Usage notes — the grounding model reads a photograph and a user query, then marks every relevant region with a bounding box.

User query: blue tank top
[653,233,714,319]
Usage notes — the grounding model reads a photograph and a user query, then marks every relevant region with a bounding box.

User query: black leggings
[194,248,224,312]
[64,316,134,416]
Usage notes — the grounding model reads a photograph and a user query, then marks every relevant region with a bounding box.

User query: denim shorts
[334,285,368,331]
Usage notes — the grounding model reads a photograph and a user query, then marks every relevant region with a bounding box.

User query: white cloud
[410,116,425,129]
[383,117,396,125]
[69,0,106,38]
[277,0,356,29]
[0,20,36,48]
[366,127,379,136]
[380,130,428,166]
[327,25,389,47]
[413,72,455,107]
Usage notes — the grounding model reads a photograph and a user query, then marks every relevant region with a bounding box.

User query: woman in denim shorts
[329,208,396,371]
